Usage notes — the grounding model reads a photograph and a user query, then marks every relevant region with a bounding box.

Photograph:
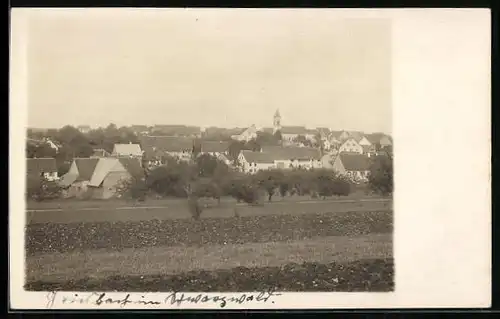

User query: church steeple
[273,109,282,134]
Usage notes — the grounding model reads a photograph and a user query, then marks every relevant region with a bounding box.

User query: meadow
[25,198,394,292]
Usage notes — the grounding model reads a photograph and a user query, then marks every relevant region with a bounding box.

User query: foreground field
[26,198,392,224]
[27,258,394,292]
[26,210,392,254]
[25,209,393,292]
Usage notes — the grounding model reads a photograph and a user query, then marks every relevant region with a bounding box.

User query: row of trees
[119,153,393,203]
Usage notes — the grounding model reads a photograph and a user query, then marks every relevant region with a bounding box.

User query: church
[272,109,316,142]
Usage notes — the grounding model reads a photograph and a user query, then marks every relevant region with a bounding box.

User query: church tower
[273,109,282,134]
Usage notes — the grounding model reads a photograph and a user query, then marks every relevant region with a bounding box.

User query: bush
[27,176,62,201]
[116,177,148,201]
[368,155,393,196]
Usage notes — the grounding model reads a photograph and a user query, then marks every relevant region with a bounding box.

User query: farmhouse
[238,146,323,174]
[238,150,276,174]
[59,158,99,198]
[111,143,143,158]
[338,138,364,154]
[332,153,372,183]
[231,125,258,142]
[59,157,144,199]
[27,158,58,181]
[88,158,144,199]
[261,146,322,170]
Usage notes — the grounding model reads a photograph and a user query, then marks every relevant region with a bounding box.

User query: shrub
[27,176,62,201]
[368,155,393,196]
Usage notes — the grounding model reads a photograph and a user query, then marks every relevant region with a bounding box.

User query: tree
[254,169,285,202]
[255,131,281,147]
[274,130,283,144]
[195,153,219,177]
[368,155,393,196]
[116,176,148,201]
[192,139,202,159]
[245,139,261,152]
[192,178,222,204]
[228,140,245,164]
[27,176,62,201]
[293,135,313,147]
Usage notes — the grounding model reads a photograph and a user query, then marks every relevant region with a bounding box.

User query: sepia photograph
[10,8,490,310]
[23,9,394,294]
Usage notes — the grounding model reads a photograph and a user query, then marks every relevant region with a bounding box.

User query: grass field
[25,201,394,291]
[26,197,392,224]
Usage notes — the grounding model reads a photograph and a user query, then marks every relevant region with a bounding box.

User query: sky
[26,9,392,133]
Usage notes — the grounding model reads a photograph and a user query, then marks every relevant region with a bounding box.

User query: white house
[111,143,143,158]
[239,150,276,174]
[339,138,364,154]
[231,125,258,142]
[240,146,323,173]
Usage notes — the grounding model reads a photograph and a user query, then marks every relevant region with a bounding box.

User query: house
[231,125,258,142]
[339,138,364,154]
[261,146,323,170]
[111,143,143,158]
[332,153,372,183]
[59,157,144,199]
[77,125,91,134]
[88,158,144,199]
[238,146,323,174]
[59,158,100,198]
[238,150,276,174]
[200,141,230,157]
[27,158,58,181]
[139,136,193,162]
[279,126,316,142]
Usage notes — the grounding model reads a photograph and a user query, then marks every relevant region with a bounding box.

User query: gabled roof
[74,158,100,181]
[113,143,143,156]
[201,141,229,153]
[140,136,193,153]
[88,158,122,187]
[241,150,276,164]
[27,158,57,175]
[58,173,78,187]
[338,153,371,171]
[261,146,322,161]
[118,158,144,178]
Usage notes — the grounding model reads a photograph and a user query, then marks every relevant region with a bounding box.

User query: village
[26,108,393,201]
